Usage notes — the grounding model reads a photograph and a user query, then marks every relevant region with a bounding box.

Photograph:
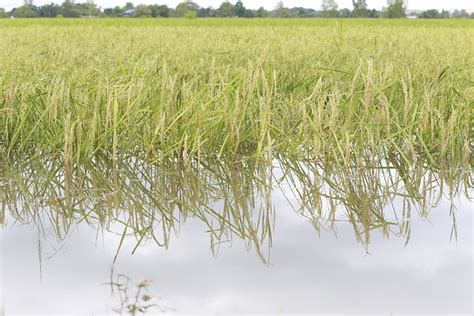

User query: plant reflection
[0,152,471,262]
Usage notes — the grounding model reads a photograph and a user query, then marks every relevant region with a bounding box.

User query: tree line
[1,0,474,19]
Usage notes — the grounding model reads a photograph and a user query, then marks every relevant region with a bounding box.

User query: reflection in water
[0,153,470,262]
[0,153,472,314]
[1,155,274,262]
[107,270,170,315]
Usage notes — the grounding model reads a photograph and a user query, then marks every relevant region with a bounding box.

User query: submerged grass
[0,19,472,169]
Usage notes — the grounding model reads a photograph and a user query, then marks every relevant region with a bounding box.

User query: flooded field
[1,154,472,314]
[0,18,473,314]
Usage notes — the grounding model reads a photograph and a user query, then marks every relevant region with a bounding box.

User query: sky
[2,0,474,11]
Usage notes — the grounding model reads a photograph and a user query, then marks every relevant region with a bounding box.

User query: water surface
[1,156,472,314]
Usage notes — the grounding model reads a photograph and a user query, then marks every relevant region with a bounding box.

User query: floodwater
[0,156,472,315]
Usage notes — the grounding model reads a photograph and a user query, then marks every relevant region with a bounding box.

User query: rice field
[0,18,472,170]
[1,18,473,314]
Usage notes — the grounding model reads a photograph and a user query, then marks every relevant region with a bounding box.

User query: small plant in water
[107,271,158,315]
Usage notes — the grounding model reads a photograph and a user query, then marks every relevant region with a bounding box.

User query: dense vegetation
[0,19,472,173]
[2,0,474,19]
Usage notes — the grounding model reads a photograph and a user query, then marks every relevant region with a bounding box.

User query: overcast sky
[2,0,474,11]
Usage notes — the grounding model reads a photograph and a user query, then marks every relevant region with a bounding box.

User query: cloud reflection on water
[0,154,472,314]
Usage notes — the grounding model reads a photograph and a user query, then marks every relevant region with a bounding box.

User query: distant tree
[147,4,159,17]
[256,6,268,17]
[339,8,352,18]
[20,0,40,15]
[419,9,440,18]
[197,7,214,17]
[440,10,451,18]
[71,1,99,16]
[321,0,339,17]
[275,1,293,18]
[243,9,255,18]
[157,5,170,17]
[112,6,124,16]
[148,4,170,17]
[13,5,37,17]
[134,4,152,17]
[184,10,197,18]
[367,8,381,18]
[38,3,61,17]
[103,7,113,16]
[103,6,124,16]
[352,0,368,17]
[235,0,245,17]
[61,0,80,17]
[217,1,235,17]
[383,0,405,18]
[86,0,95,17]
[176,1,199,17]
[124,2,134,10]
[294,7,306,17]
[290,7,318,17]
[452,9,470,18]
[0,8,8,18]
[196,7,206,17]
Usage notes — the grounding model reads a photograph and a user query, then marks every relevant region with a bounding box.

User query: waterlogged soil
[0,158,472,314]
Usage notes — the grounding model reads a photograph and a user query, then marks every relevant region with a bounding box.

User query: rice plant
[0,19,472,170]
